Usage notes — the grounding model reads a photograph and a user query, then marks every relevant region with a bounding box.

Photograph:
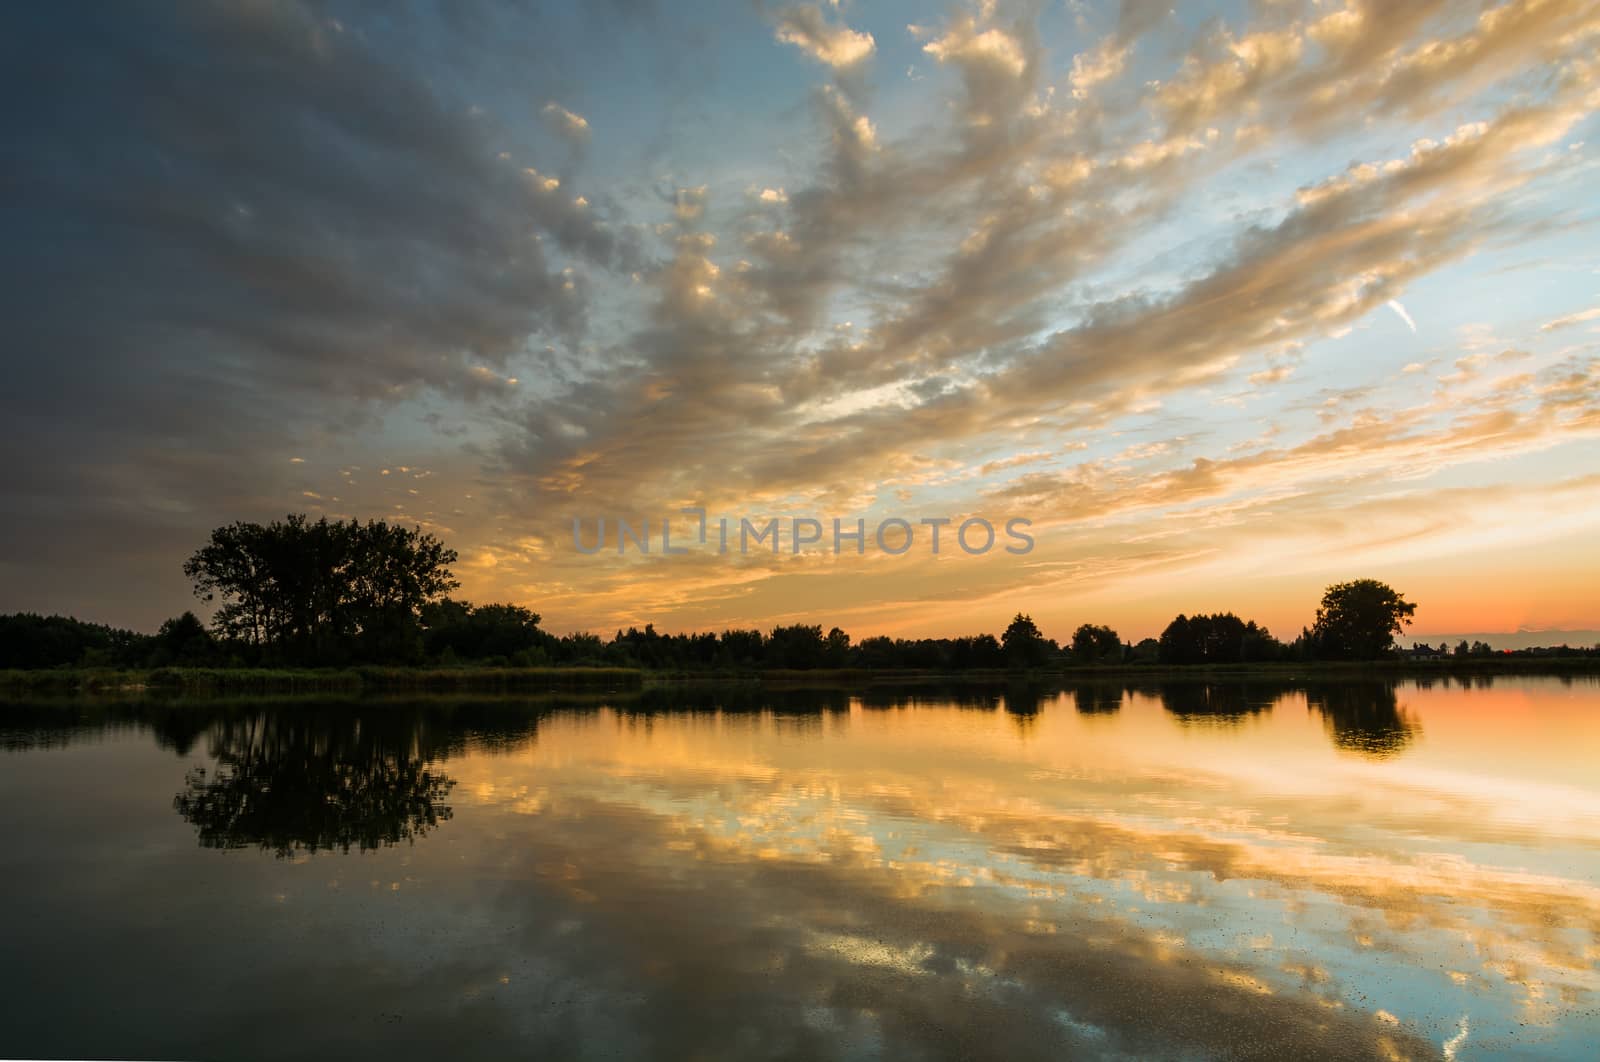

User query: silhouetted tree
[152,611,215,665]
[1001,613,1052,668]
[948,633,1005,669]
[1128,637,1161,664]
[183,514,457,664]
[1159,613,1281,664]
[719,629,765,668]
[854,635,898,669]
[766,624,826,669]
[823,626,852,667]
[1309,579,1416,660]
[1071,623,1122,664]
[559,631,608,664]
[421,600,548,662]
[0,613,148,668]
[1158,614,1197,664]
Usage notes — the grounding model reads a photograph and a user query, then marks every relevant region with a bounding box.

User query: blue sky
[2,0,1598,640]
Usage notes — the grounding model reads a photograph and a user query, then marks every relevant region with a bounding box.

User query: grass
[1050,657,1600,678]
[4,655,1594,699]
[653,658,1600,685]
[0,666,644,696]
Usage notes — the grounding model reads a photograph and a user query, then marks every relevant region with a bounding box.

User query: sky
[2,0,1598,643]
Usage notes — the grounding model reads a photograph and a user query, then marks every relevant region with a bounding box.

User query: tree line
[1,513,1592,671]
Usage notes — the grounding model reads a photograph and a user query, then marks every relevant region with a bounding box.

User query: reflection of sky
[447,685,1600,1056]
[453,679,1600,1056]
[2,678,1598,1060]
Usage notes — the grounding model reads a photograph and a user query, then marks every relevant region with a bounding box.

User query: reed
[0,666,644,696]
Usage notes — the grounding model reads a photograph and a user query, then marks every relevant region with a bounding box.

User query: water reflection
[1305,682,1419,758]
[1153,680,1277,726]
[174,713,457,856]
[0,695,557,755]
[0,679,1433,762]
[2,678,1597,1060]
[1068,682,1122,715]
[1002,682,1047,726]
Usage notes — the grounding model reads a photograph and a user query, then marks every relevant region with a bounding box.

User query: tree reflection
[1156,682,1274,725]
[1001,682,1047,733]
[1002,682,1046,717]
[1304,682,1419,758]
[1148,680,1421,755]
[1068,682,1123,715]
[174,711,457,857]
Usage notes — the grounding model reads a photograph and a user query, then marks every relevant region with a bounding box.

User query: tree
[718,629,764,667]
[854,635,898,669]
[0,613,148,669]
[421,599,546,661]
[1310,579,1416,660]
[1071,623,1122,664]
[1238,621,1280,662]
[343,519,459,662]
[1158,615,1199,664]
[184,514,458,664]
[1159,613,1282,664]
[1001,613,1051,668]
[1129,637,1161,664]
[766,624,826,669]
[822,627,852,667]
[949,634,1004,669]
[153,611,214,665]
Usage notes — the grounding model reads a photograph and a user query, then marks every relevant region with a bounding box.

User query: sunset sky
[4,0,1598,642]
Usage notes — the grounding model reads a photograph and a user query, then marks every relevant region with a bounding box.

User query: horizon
[5,5,1600,1058]
[10,589,1599,652]
[4,1,1598,643]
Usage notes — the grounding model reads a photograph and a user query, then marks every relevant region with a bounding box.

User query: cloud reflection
[4,680,1597,1057]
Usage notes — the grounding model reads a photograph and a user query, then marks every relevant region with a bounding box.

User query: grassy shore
[656,657,1600,684]
[1019,656,1600,679]
[0,665,644,696]
[4,655,1595,698]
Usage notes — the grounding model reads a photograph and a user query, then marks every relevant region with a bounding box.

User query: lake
[2,676,1597,1060]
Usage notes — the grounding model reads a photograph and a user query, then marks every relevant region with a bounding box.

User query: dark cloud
[0,1,633,618]
[1,0,1595,633]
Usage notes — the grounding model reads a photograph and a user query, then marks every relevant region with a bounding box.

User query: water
[2,676,1597,1060]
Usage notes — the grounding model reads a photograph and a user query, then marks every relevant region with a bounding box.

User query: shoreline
[4,656,1598,697]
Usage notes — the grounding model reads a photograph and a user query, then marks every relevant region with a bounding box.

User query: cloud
[1154,0,1600,138]
[1386,299,1419,333]
[1249,366,1296,386]
[1069,41,1129,99]
[5,0,1599,634]
[0,1,635,619]
[1540,306,1600,331]
[773,5,875,69]
[917,10,1038,135]
[541,101,591,144]
[456,3,1600,632]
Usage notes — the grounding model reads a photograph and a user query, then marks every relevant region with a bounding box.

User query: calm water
[2,677,1597,1060]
